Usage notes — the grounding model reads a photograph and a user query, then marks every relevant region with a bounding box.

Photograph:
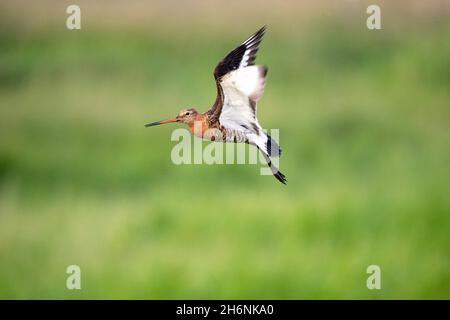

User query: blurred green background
[0,0,449,299]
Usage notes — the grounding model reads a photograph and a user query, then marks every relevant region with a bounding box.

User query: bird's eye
[186,112,191,115]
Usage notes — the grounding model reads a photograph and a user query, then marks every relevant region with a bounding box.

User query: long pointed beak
[144,117,178,127]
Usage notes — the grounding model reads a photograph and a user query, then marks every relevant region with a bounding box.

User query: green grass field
[0,3,449,299]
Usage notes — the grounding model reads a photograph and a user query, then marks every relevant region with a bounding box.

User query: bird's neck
[187,113,209,138]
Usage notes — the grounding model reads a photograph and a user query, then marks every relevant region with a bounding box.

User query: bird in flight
[145,26,286,184]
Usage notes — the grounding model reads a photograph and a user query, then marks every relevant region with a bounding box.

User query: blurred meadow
[0,0,449,299]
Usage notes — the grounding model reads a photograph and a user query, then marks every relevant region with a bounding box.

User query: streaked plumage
[146,26,287,184]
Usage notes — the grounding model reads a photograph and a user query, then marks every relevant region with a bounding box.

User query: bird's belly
[204,127,249,143]
[189,121,248,143]
[201,128,224,142]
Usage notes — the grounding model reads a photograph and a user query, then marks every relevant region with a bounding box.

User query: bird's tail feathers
[266,134,282,157]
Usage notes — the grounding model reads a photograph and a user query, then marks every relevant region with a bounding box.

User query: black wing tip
[255,25,266,36]
[245,26,267,47]
[255,25,267,36]
[214,25,268,79]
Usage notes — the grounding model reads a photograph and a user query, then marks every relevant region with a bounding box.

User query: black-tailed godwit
[145,26,286,184]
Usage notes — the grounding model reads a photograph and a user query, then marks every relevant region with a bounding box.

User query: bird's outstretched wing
[206,26,286,184]
[213,26,266,80]
[207,26,267,129]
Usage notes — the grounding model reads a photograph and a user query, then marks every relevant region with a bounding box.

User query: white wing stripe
[239,49,252,68]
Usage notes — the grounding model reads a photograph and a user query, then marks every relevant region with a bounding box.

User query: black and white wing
[209,26,267,121]
[207,26,286,184]
[208,26,268,135]
[213,25,266,80]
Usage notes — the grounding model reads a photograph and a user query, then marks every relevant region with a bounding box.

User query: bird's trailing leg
[259,148,287,185]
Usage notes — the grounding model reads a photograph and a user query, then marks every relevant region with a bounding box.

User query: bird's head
[145,108,199,127]
[176,108,199,124]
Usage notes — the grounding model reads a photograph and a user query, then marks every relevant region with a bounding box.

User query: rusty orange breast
[188,114,209,138]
